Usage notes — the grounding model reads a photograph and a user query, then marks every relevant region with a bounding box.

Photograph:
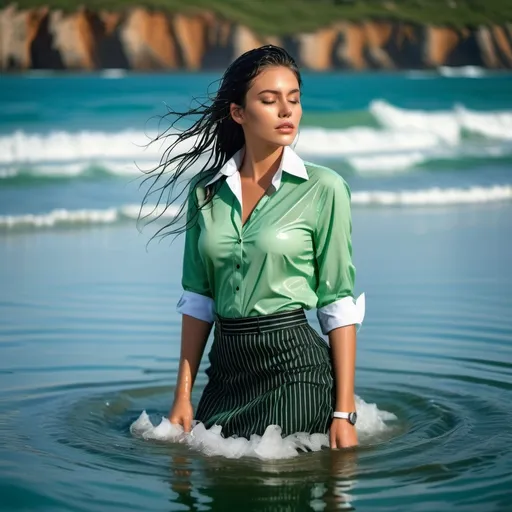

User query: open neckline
[241,187,272,229]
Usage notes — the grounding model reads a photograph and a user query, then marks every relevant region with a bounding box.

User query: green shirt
[176,146,365,334]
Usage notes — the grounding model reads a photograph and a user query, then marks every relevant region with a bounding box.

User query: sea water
[0,70,511,511]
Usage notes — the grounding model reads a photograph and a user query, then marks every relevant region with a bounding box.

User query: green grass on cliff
[3,0,512,34]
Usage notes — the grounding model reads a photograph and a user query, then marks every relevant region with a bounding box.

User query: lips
[276,122,295,130]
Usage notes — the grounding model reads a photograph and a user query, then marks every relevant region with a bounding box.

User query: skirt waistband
[215,308,307,334]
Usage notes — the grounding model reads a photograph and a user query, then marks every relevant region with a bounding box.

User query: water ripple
[1,248,511,510]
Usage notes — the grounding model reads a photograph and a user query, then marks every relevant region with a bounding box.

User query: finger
[183,416,192,433]
[169,415,184,428]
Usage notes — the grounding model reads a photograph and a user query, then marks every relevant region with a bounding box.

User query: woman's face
[231,66,302,148]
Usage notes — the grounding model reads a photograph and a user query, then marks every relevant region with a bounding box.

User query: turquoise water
[0,70,512,511]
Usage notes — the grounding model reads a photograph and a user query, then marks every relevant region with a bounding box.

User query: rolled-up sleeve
[314,176,365,335]
[176,182,215,324]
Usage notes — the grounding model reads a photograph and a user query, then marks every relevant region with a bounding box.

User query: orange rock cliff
[1,4,512,71]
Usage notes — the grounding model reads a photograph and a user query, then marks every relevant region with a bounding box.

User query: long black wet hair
[138,45,302,241]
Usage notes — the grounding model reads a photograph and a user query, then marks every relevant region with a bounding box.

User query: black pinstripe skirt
[195,309,335,439]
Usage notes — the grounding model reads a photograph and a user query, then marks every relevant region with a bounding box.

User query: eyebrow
[257,88,300,95]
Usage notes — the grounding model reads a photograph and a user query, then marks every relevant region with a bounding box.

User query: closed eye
[261,99,300,105]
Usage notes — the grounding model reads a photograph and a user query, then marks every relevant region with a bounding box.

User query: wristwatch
[332,411,357,425]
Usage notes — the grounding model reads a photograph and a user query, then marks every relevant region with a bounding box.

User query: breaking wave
[1,100,512,179]
[1,185,511,232]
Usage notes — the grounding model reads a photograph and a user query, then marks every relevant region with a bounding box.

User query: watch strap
[332,411,351,419]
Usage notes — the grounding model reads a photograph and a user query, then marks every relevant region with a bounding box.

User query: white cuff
[317,293,366,335]
[176,290,215,323]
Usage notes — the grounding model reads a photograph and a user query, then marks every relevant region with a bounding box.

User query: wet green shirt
[176,146,365,334]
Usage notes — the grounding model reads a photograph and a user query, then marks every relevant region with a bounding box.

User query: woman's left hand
[329,419,358,449]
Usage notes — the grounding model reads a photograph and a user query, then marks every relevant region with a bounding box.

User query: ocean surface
[0,68,511,511]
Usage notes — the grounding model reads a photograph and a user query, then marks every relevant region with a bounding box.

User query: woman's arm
[328,324,358,449]
[169,314,212,432]
[175,314,212,399]
[312,173,364,449]
[170,179,215,431]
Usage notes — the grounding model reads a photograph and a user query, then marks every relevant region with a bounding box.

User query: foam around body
[130,395,397,460]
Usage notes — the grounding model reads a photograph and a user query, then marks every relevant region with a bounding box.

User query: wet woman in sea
[145,45,365,449]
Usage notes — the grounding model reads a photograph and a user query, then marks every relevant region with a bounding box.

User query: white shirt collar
[204,145,309,194]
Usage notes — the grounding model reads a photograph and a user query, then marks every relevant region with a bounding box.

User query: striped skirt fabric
[195,309,335,439]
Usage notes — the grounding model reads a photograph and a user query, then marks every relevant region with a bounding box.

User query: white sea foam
[0,130,156,165]
[455,106,512,140]
[351,185,512,205]
[130,396,396,460]
[406,67,488,80]
[296,126,443,156]
[2,101,512,178]
[100,69,128,79]
[0,129,206,179]
[2,185,510,232]
[347,152,429,172]
[370,100,461,144]
[0,204,180,230]
[438,65,487,78]
[371,100,512,142]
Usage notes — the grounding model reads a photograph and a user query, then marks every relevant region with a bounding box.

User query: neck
[239,142,284,183]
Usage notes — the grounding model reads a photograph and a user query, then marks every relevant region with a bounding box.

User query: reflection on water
[169,449,358,511]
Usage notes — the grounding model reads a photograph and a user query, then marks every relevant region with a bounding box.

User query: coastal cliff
[1,4,512,71]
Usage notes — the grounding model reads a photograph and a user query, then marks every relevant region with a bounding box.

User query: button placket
[229,190,243,310]
[233,236,243,310]
[235,252,242,292]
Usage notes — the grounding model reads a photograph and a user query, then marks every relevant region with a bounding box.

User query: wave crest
[0,204,179,230]
[370,100,512,143]
[1,185,510,232]
[2,100,512,178]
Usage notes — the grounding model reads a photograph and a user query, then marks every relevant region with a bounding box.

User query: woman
[148,45,365,449]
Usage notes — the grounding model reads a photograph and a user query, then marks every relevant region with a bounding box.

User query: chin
[270,134,297,146]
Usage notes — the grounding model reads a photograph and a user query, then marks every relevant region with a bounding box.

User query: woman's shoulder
[303,161,351,198]
[189,169,218,189]
[187,169,219,198]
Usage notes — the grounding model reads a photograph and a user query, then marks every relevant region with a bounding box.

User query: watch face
[348,412,357,425]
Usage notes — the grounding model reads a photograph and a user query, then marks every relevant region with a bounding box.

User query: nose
[278,99,292,118]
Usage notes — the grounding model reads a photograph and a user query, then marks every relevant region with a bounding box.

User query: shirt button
[237,238,242,244]
[236,286,240,291]
[236,264,240,269]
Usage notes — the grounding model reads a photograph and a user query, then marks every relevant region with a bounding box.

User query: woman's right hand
[168,396,194,433]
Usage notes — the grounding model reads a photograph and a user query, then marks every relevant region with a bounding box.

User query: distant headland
[1,1,512,71]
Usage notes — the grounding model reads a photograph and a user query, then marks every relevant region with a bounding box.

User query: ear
[230,103,245,125]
